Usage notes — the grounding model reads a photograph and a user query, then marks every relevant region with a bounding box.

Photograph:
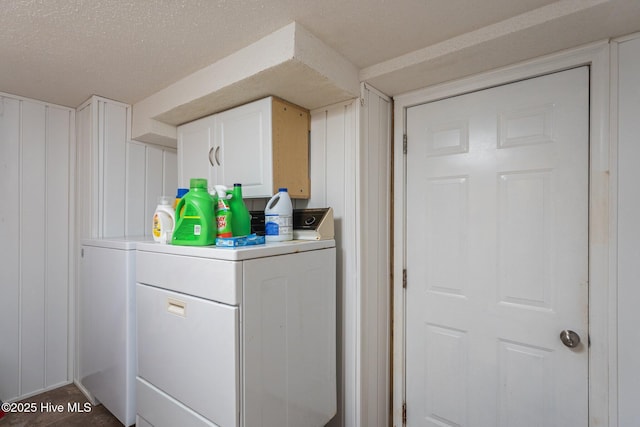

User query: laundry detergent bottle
[152,196,176,244]
[172,178,216,246]
[229,183,251,237]
[264,188,293,242]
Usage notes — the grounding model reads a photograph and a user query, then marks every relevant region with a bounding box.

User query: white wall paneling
[75,96,178,240]
[125,141,147,236]
[125,141,177,237]
[0,92,74,401]
[301,93,391,427]
[298,99,359,427]
[75,96,129,239]
[613,32,640,427]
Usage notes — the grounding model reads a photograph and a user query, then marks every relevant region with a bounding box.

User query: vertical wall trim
[611,32,640,426]
[358,82,392,427]
[609,37,620,427]
[67,107,77,390]
[43,105,49,385]
[17,98,24,397]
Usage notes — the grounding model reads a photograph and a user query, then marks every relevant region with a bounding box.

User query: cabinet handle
[214,146,221,166]
[208,147,215,167]
[167,298,186,317]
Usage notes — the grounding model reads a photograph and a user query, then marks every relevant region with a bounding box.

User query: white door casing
[393,41,614,427]
[405,67,588,426]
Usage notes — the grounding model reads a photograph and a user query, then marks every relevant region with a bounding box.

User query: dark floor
[0,384,124,427]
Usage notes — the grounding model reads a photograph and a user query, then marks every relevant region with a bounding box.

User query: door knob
[560,330,581,348]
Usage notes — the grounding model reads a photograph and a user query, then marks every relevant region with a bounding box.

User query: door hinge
[402,401,407,424]
[403,134,408,154]
[403,269,407,289]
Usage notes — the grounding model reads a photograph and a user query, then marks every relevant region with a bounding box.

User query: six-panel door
[405,67,589,426]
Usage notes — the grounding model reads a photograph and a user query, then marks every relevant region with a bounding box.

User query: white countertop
[135,239,336,261]
[81,236,152,250]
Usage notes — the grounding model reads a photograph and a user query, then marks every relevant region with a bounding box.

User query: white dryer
[135,240,337,427]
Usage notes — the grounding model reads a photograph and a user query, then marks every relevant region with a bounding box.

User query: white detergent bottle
[264,188,293,242]
[152,196,176,244]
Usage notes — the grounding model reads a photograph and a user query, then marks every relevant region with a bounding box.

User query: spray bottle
[214,185,233,238]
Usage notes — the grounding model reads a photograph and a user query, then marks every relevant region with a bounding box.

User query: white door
[405,67,589,426]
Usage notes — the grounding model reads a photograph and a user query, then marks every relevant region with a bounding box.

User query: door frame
[392,41,615,426]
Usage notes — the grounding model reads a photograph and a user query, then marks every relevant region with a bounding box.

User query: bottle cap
[157,195,173,205]
[190,178,208,189]
[176,188,189,198]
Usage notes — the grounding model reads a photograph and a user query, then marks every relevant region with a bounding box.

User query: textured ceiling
[1,0,639,108]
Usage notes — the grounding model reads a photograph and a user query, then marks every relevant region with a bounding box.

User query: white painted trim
[393,40,614,427]
[310,98,357,114]
[358,82,392,427]
[362,82,392,102]
[608,37,620,427]
[612,31,640,44]
[5,381,74,403]
[0,92,75,112]
[67,109,77,386]
[348,98,362,427]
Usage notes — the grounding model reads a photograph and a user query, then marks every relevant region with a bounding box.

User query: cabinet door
[177,115,216,189]
[214,97,273,197]
[137,283,240,427]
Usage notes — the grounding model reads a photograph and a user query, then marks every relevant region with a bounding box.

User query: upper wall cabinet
[178,97,310,199]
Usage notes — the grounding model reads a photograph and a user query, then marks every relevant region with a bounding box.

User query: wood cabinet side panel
[272,98,310,199]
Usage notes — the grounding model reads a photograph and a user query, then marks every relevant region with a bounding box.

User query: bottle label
[265,217,279,236]
[152,213,161,238]
[265,214,292,236]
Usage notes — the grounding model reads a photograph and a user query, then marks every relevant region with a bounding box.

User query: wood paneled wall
[0,93,177,403]
[75,96,177,240]
[0,93,74,401]
[297,99,359,427]
[299,92,391,427]
[125,141,177,237]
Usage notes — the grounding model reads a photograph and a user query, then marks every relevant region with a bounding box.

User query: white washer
[79,237,147,426]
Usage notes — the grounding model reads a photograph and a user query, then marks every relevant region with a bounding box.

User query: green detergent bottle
[172,178,216,246]
[229,183,251,237]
